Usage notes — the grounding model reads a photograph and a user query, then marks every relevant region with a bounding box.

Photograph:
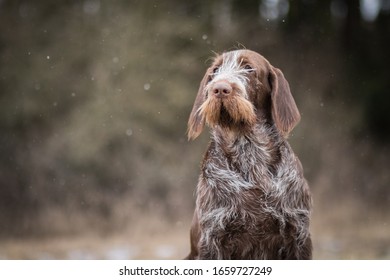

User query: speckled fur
[186,50,312,260]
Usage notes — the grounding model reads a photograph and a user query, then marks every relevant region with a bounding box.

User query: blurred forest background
[0,0,389,259]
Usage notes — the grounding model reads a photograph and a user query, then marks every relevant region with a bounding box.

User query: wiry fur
[186,50,312,260]
[196,51,256,130]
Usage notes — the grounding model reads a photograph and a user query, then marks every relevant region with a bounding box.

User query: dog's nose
[212,81,232,97]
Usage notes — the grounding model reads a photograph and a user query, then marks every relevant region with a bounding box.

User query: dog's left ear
[269,66,301,137]
[187,71,209,140]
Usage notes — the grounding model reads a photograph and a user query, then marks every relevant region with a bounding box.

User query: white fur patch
[206,51,254,99]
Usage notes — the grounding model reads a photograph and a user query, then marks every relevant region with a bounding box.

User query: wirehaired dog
[185,49,312,259]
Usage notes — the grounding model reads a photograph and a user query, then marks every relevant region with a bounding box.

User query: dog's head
[187,49,300,140]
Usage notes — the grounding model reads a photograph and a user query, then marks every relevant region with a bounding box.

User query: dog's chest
[201,137,275,194]
[198,141,281,258]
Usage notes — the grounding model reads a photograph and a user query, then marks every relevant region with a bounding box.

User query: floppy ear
[187,72,209,140]
[269,66,301,137]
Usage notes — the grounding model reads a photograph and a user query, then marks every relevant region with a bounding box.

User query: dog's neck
[212,121,280,147]
[210,122,282,169]
[212,125,242,145]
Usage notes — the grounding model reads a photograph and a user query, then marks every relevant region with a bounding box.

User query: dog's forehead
[214,50,268,68]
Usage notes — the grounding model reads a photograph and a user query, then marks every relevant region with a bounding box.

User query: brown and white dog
[185,49,312,260]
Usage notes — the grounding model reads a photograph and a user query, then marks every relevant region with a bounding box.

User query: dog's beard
[198,94,256,130]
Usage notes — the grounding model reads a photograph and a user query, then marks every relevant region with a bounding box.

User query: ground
[1,209,389,260]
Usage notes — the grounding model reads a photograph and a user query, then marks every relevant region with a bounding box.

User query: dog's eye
[212,67,219,74]
[244,64,254,72]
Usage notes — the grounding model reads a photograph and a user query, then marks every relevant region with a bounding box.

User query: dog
[185,49,312,260]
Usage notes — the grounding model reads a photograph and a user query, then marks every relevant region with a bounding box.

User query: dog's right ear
[187,71,209,140]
